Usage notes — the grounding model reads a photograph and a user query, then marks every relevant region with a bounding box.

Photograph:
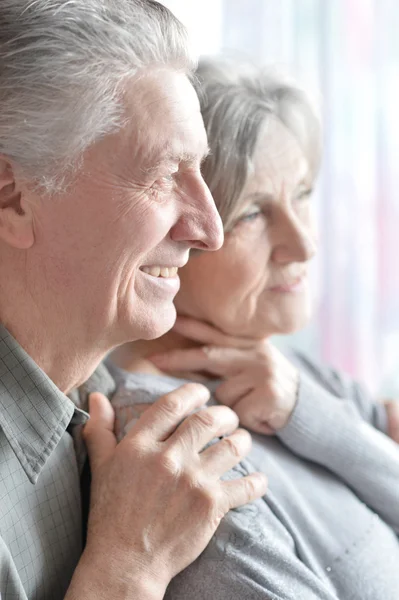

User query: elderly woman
[110,59,399,600]
[0,5,269,600]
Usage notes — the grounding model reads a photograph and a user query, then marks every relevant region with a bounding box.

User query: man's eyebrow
[142,146,210,176]
[167,146,211,165]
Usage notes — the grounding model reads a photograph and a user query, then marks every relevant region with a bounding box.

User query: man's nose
[170,176,224,251]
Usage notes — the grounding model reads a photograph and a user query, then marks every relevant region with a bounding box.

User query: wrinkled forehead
[123,70,208,171]
[253,117,310,184]
[233,117,311,215]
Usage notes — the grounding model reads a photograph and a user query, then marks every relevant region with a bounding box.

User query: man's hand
[150,316,299,435]
[76,382,267,598]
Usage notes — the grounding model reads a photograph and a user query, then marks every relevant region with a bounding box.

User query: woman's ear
[0,157,35,249]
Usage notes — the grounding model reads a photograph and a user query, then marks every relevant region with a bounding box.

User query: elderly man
[0,1,267,598]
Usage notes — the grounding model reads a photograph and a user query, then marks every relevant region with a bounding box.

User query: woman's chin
[249,308,312,339]
[273,311,311,336]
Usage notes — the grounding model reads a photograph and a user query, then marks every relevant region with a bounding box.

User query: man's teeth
[141,266,179,278]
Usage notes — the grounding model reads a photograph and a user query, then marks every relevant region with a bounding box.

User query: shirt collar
[0,325,88,484]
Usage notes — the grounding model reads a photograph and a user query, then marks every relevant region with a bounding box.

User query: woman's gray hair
[194,58,322,231]
[0,0,195,192]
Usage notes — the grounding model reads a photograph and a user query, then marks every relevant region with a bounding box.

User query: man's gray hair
[194,58,322,231]
[0,0,195,191]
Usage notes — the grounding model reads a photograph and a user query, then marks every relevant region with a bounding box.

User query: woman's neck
[110,330,201,376]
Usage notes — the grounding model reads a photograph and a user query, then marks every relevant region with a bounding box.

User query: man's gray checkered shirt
[0,325,88,599]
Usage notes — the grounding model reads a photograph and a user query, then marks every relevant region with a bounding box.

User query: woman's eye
[296,188,312,201]
[240,210,262,222]
[238,203,264,223]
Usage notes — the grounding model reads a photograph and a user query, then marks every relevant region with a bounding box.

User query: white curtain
[163,0,399,393]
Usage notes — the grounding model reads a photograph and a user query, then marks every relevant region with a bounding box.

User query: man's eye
[152,173,177,189]
[160,173,176,184]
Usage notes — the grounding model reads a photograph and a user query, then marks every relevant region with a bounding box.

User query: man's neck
[0,307,106,395]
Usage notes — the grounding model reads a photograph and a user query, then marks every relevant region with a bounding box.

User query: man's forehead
[122,71,208,170]
[127,69,200,122]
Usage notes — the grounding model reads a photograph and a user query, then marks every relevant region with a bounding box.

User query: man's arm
[65,551,167,600]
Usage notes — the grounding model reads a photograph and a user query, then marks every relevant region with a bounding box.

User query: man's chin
[139,306,177,341]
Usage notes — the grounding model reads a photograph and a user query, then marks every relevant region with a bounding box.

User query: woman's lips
[268,275,306,293]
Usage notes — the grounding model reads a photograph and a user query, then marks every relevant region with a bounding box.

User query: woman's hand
[150,316,299,435]
[384,399,399,443]
[78,383,267,599]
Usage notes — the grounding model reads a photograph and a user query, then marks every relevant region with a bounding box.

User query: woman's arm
[277,372,399,533]
[288,350,389,432]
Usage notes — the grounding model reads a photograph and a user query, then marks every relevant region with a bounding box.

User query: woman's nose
[170,176,224,252]
[272,212,317,264]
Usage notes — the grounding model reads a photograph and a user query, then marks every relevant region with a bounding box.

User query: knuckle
[156,448,182,477]
[179,468,196,489]
[179,472,217,513]
[218,405,239,426]
[237,428,252,448]
[222,435,242,460]
[192,409,217,430]
[125,432,148,454]
[160,391,183,417]
[204,346,221,360]
[255,345,268,359]
[243,476,257,498]
[174,468,219,510]
[196,485,217,513]
[267,381,279,399]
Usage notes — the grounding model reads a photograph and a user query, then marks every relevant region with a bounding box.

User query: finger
[233,392,276,435]
[215,374,253,407]
[172,315,256,349]
[150,346,247,376]
[167,405,239,452]
[385,401,399,443]
[200,428,252,476]
[131,383,211,441]
[221,472,268,510]
[83,392,117,472]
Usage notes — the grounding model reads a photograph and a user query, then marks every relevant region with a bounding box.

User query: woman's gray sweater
[107,352,399,600]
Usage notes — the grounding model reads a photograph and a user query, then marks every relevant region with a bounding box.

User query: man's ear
[0,157,35,249]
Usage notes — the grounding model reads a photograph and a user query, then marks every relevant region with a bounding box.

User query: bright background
[163,0,399,394]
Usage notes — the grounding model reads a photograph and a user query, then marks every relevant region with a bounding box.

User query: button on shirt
[0,325,88,599]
